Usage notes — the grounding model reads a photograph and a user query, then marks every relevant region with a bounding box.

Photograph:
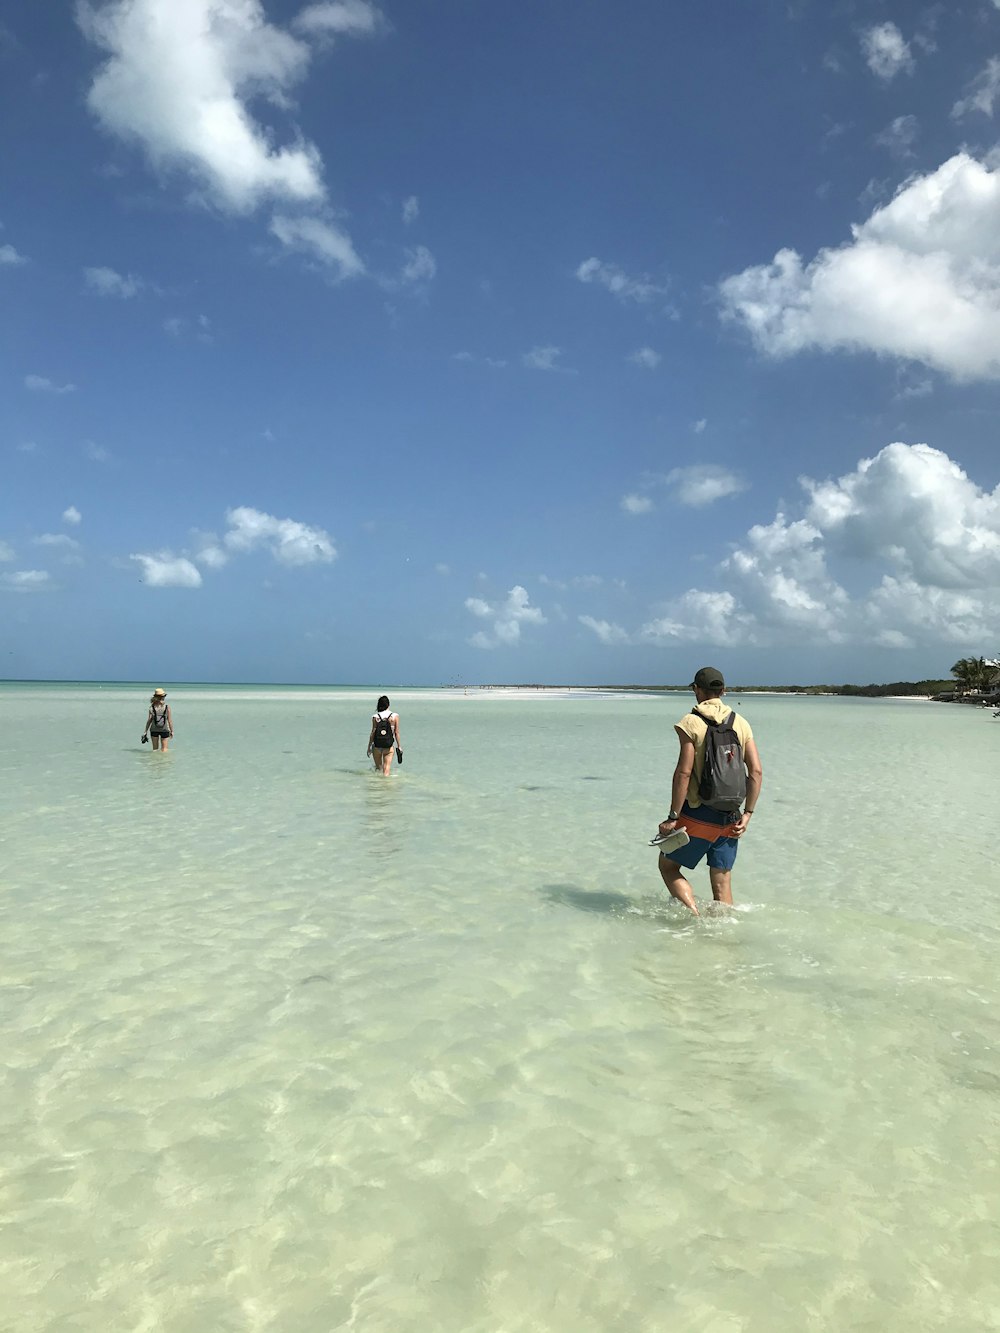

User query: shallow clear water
[2,684,999,1332]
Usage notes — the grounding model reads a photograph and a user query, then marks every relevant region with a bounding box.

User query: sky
[4,0,1000,686]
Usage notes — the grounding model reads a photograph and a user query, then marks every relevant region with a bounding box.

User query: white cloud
[400,244,436,285]
[633,443,1000,651]
[130,552,203,587]
[293,1,382,38]
[271,214,365,279]
[0,541,14,561]
[621,493,653,515]
[579,615,629,645]
[628,346,661,370]
[63,506,82,524]
[575,257,671,305]
[84,265,143,297]
[861,22,913,81]
[522,345,570,372]
[719,152,1000,381]
[79,0,326,214]
[84,441,111,462]
[641,591,755,648]
[1,570,50,593]
[666,465,747,507]
[34,533,81,550]
[223,505,336,565]
[803,443,1000,590]
[1,243,26,265]
[402,194,419,225]
[952,57,1000,119]
[196,542,229,569]
[25,375,76,394]
[465,585,545,648]
[434,562,450,575]
[874,114,918,159]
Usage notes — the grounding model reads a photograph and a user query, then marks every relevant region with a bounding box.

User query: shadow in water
[542,882,634,915]
[578,775,609,781]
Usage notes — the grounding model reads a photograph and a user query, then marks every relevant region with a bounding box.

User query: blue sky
[4,0,1000,685]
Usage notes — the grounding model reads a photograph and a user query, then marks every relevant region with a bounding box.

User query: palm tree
[951,656,990,693]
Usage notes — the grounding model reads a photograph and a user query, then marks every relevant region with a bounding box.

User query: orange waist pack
[677,813,739,843]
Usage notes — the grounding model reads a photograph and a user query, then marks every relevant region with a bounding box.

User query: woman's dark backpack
[695,709,747,812]
[372,713,394,748]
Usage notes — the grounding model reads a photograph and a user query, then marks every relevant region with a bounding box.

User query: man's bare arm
[659,731,695,833]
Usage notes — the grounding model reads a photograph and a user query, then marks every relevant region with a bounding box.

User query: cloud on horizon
[465,585,546,648]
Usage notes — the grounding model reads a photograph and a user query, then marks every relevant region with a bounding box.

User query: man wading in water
[656,667,763,915]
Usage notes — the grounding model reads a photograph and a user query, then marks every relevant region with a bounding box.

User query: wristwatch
[667,810,679,821]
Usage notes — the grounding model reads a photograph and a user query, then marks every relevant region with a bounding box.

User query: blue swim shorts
[661,802,739,872]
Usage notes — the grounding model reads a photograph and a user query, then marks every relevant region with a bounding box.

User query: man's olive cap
[689,666,725,690]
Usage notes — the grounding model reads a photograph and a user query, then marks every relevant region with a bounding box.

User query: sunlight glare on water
[2,684,1000,1331]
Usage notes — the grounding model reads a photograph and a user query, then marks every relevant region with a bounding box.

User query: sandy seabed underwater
[2,683,1000,1332]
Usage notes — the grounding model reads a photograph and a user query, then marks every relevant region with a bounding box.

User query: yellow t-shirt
[675,698,754,809]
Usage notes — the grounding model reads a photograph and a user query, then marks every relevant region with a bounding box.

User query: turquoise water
[2,684,999,1332]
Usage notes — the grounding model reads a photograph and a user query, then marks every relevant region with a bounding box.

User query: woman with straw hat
[142,688,174,752]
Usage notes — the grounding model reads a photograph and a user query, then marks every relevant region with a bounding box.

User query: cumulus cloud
[223,505,336,564]
[25,374,76,394]
[621,493,653,515]
[666,465,747,507]
[1,570,50,593]
[576,257,671,305]
[401,194,419,225]
[803,443,1000,590]
[628,346,661,369]
[84,265,144,297]
[719,152,1000,381]
[861,22,913,81]
[63,506,82,524]
[465,585,545,648]
[130,552,203,587]
[270,214,364,279]
[0,541,14,561]
[579,615,629,645]
[633,443,1000,652]
[0,243,26,265]
[78,0,330,213]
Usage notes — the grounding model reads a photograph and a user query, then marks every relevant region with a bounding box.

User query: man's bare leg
[658,856,699,915]
[709,868,733,905]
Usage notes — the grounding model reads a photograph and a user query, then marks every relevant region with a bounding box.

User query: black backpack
[695,708,747,812]
[373,713,394,748]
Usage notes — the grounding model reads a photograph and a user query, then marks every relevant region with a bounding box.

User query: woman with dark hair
[367,695,401,774]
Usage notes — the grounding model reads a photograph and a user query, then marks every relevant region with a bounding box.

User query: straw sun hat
[152,687,167,696]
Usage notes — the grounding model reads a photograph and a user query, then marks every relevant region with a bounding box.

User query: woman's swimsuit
[150,704,170,737]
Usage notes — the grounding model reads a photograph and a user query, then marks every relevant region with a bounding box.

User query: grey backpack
[695,709,747,812]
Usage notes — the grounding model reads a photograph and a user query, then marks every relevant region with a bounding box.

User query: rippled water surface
[2,683,1000,1332]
